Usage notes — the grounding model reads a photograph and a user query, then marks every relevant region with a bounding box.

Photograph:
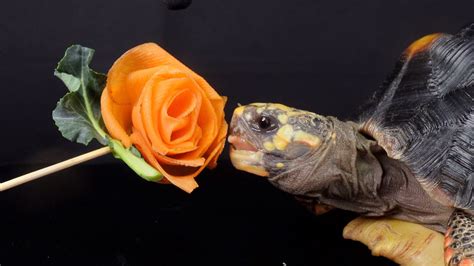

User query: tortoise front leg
[444,210,474,266]
[343,217,444,266]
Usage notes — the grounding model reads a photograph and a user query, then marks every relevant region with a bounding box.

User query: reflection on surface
[1,160,394,265]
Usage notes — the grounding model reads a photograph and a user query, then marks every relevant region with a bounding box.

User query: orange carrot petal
[100,88,133,147]
[108,43,200,105]
[162,134,227,193]
[144,73,204,155]
[207,121,229,169]
[140,78,169,155]
[130,128,205,167]
[175,89,218,160]
[192,73,223,101]
[130,130,200,193]
[153,79,201,145]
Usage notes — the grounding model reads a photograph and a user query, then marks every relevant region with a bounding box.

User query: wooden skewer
[0,146,111,192]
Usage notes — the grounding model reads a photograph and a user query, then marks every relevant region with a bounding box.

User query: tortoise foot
[445,210,474,266]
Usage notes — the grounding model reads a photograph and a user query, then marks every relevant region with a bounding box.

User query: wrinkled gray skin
[229,26,474,266]
[228,103,453,232]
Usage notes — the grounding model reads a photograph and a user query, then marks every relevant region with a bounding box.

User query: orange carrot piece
[100,88,133,147]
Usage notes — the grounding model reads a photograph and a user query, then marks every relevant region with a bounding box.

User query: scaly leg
[445,210,474,266]
[343,217,444,266]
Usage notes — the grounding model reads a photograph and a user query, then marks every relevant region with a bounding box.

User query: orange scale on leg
[459,258,473,266]
[444,247,454,264]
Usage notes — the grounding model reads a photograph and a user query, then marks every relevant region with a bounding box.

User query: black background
[0,0,472,265]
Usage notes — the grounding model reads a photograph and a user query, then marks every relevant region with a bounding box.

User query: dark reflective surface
[1,160,394,265]
[0,1,470,265]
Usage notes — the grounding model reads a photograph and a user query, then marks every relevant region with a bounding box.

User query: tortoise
[227,23,473,265]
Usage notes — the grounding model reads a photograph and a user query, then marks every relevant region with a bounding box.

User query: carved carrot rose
[0,44,230,193]
[101,43,228,192]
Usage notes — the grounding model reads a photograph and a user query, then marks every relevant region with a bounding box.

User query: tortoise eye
[254,115,278,132]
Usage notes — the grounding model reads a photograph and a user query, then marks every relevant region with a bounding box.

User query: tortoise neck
[303,117,387,213]
[266,116,383,204]
[312,118,452,230]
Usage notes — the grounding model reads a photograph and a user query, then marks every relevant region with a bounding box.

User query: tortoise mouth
[227,136,268,177]
[227,135,258,152]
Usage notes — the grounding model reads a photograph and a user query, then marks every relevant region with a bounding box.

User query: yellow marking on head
[273,136,289,150]
[287,111,301,117]
[256,107,264,114]
[276,124,294,142]
[273,124,294,150]
[267,103,293,112]
[263,141,275,151]
[405,33,442,58]
[331,132,337,144]
[238,164,269,176]
[229,150,269,177]
[233,106,245,116]
[293,131,321,148]
[250,103,267,107]
[276,162,284,168]
[278,114,288,124]
[244,112,252,121]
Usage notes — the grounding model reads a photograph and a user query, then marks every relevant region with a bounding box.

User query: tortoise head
[228,103,334,194]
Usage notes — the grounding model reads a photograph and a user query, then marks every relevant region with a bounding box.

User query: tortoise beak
[228,145,269,177]
[228,135,257,152]
[228,106,269,177]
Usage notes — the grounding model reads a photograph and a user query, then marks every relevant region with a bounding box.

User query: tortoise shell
[360,23,474,213]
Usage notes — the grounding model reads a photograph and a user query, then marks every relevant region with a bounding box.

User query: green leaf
[53,45,107,145]
[53,92,106,145]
